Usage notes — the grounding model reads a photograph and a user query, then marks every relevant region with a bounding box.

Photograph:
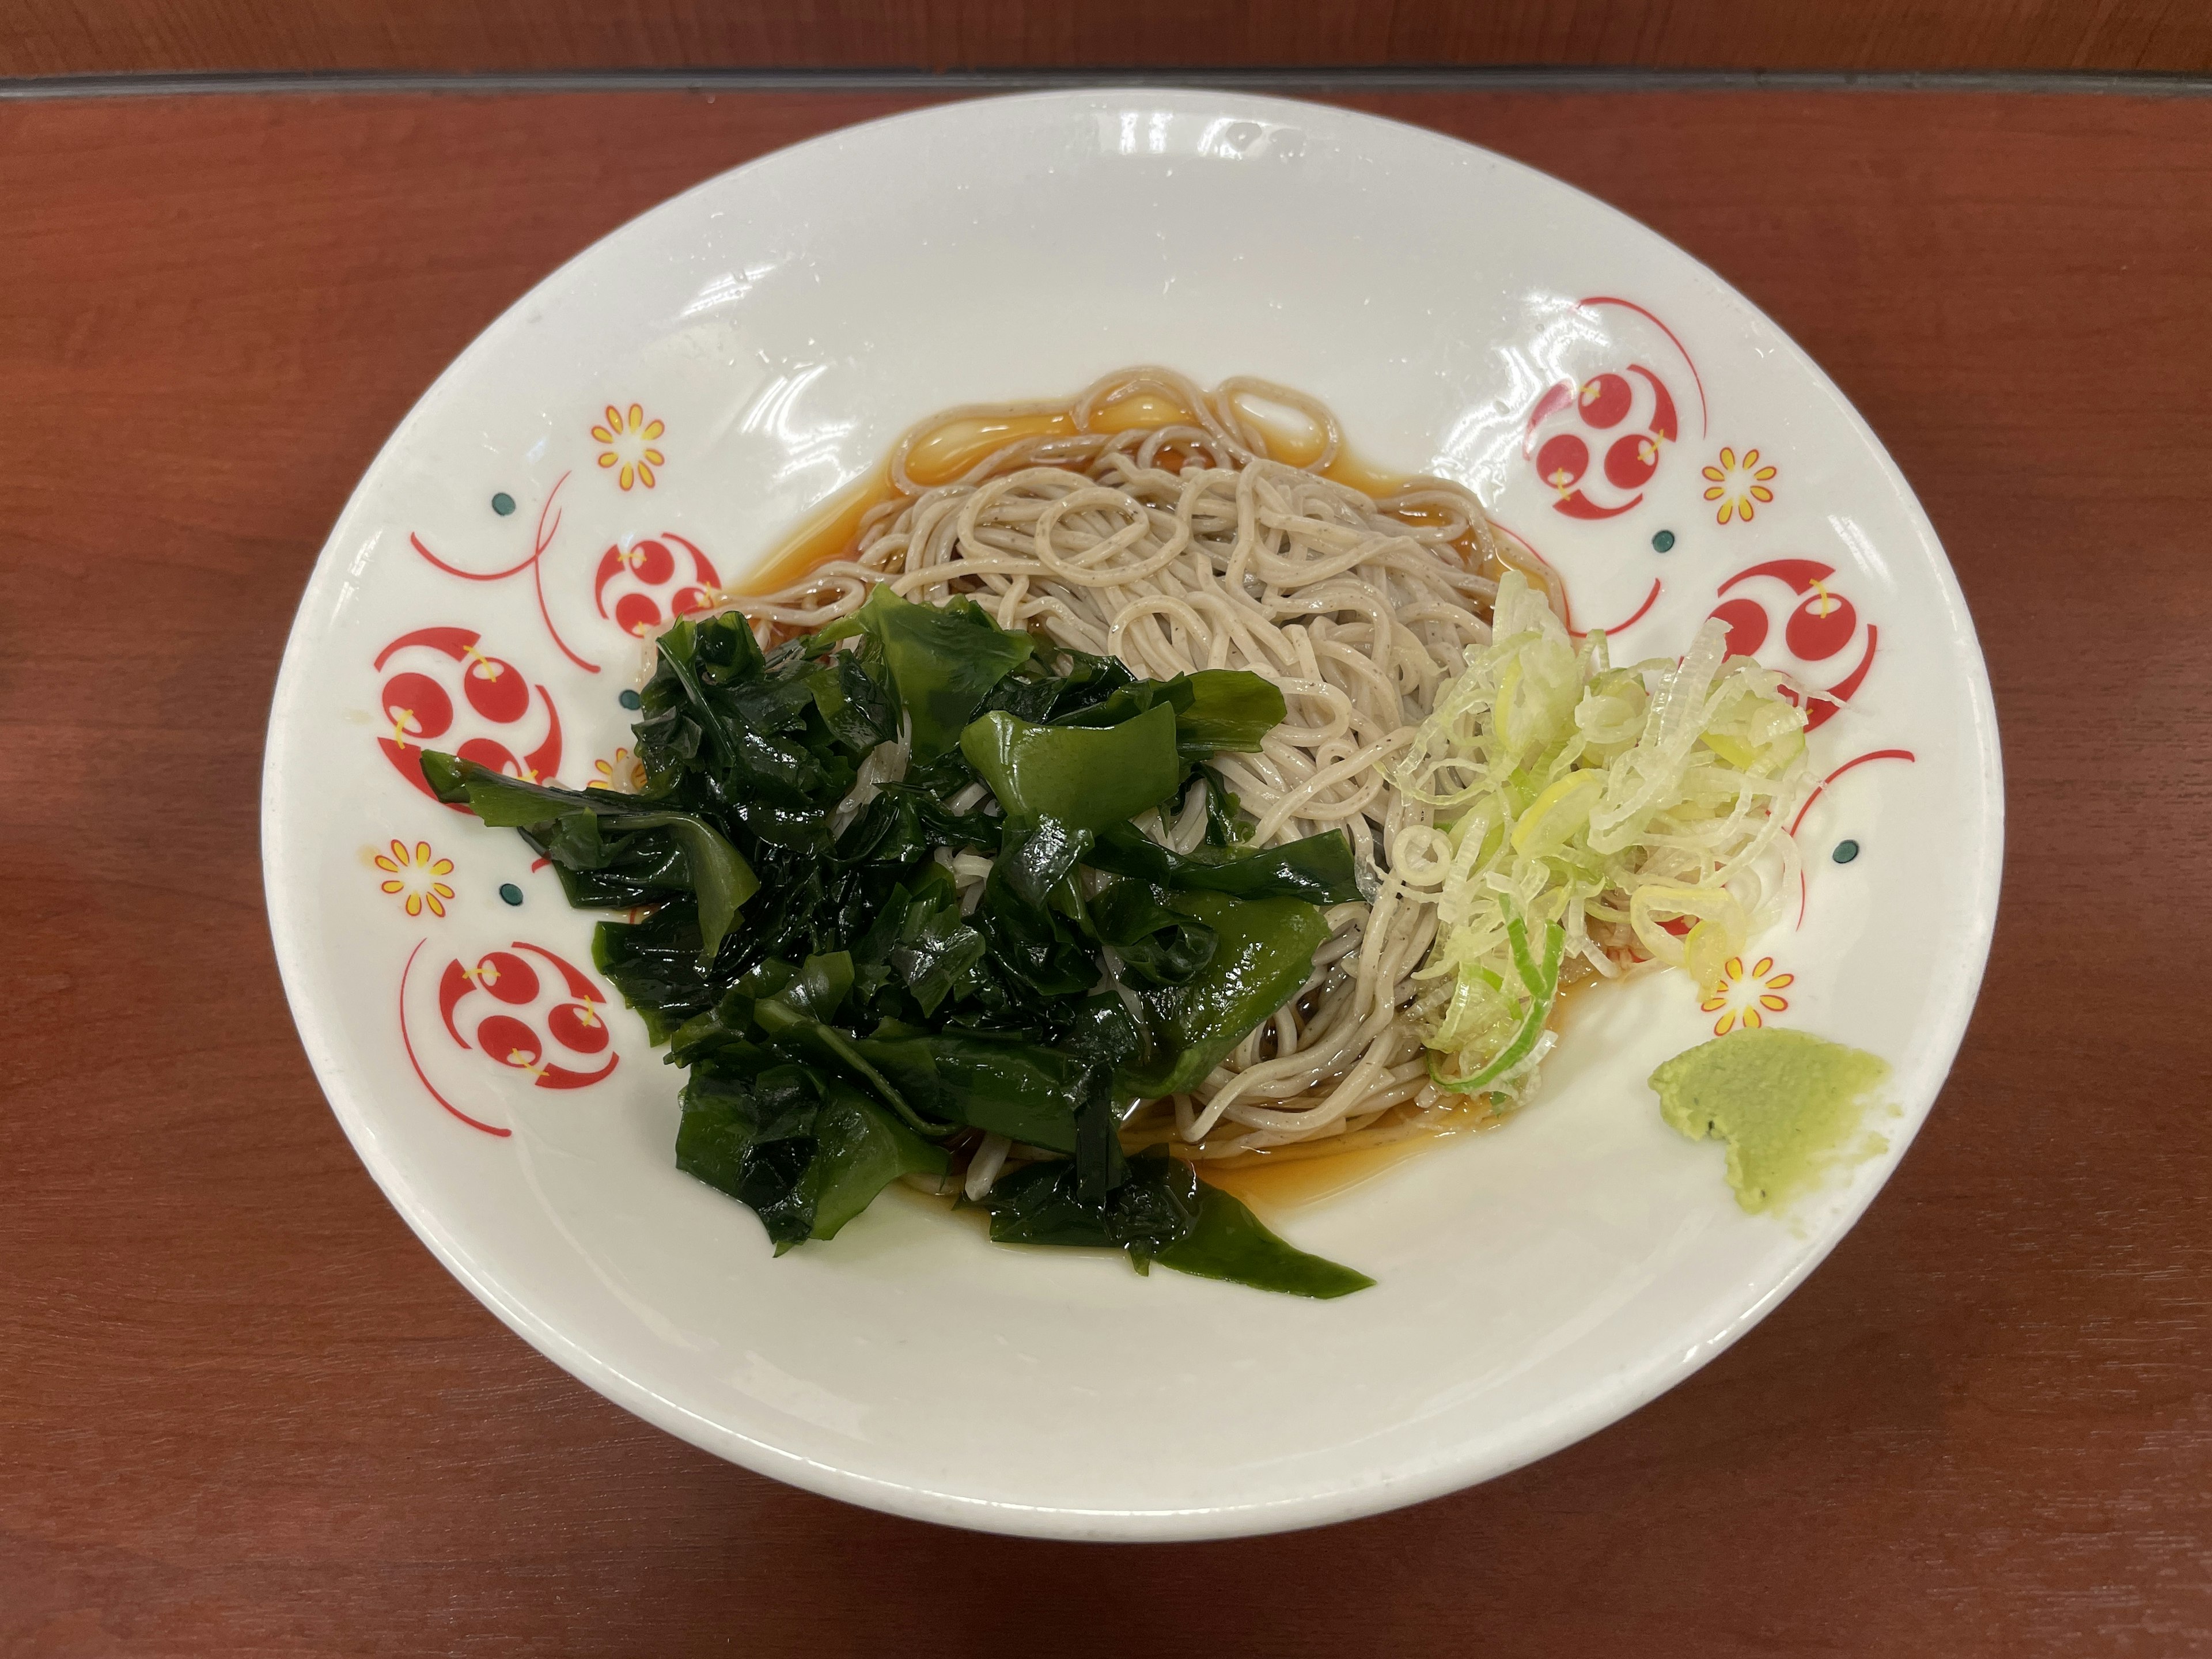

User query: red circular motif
[1707,559,1879,732]
[1580,373,1633,429]
[630,539,676,585]
[1535,433,1589,490]
[547,1003,610,1053]
[476,951,541,1005]
[476,1014,543,1069]
[1786,592,1858,661]
[462,656,530,724]
[1604,434,1658,491]
[425,940,622,1104]
[372,627,565,801]
[381,672,452,741]
[1521,298,1703,521]
[594,532,722,643]
[614,592,662,636]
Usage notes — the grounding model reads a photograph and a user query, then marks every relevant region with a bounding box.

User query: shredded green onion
[1388,571,1814,1099]
[1427,896,1566,1093]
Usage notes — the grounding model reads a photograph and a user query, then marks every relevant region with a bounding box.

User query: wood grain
[2,85,2208,1658]
[4,0,2212,76]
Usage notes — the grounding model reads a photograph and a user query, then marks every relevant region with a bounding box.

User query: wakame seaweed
[425,587,1371,1297]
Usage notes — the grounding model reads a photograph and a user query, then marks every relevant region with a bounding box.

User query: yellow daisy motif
[1699,955,1794,1036]
[592,402,668,491]
[592,747,645,793]
[374,838,457,919]
[1701,446,1778,525]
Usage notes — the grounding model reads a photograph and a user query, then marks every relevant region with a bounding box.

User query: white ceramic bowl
[263,89,2002,1539]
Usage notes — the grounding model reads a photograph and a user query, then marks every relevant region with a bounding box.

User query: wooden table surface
[4,84,2209,1657]
[10,0,2212,75]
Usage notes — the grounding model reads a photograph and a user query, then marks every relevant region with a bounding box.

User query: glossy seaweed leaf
[662,956,822,1066]
[898,743,984,801]
[972,819,1099,1006]
[1118,890,1331,1098]
[993,816,1092,909]
[977,646,1137,725]
[1198,765,1249,849]
[762,949,855,1021]
[959,701,1182,833]
[1059,991,1144,1073]
[1091,880,1218,988]
[830,584,1033,759]
[665,993,762,1069]
[706,842,882,982]
[847,1025,1126,1196]
[748,953,949,1140]
[666,953,952,1142]
[1150,1179,1375,1298]
[846,1028,1085,1150]
[981,1150,1199,1252]
[416,752,634,828]
[981,1150,1370,1297]
[1053,668,1286,759]
[422,753,758,963]
[636,613,884,847]
[557,808,756,964]
[849,868,988,1020]
[1086,819,1361,906]
[676,1060,947,1252]
[790,634,899,755]
[835,784,1002,864]
[592,910,716,1044]
[530,809,687,909]
[632,610,752,777]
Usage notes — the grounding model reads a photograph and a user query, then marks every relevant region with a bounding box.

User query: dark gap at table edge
[4,65,2211,101]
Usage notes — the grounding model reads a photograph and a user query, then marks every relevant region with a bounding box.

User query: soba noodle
[732,367,1517,1170]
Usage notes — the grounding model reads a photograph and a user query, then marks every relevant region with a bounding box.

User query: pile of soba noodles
[728,366,1520,1172]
